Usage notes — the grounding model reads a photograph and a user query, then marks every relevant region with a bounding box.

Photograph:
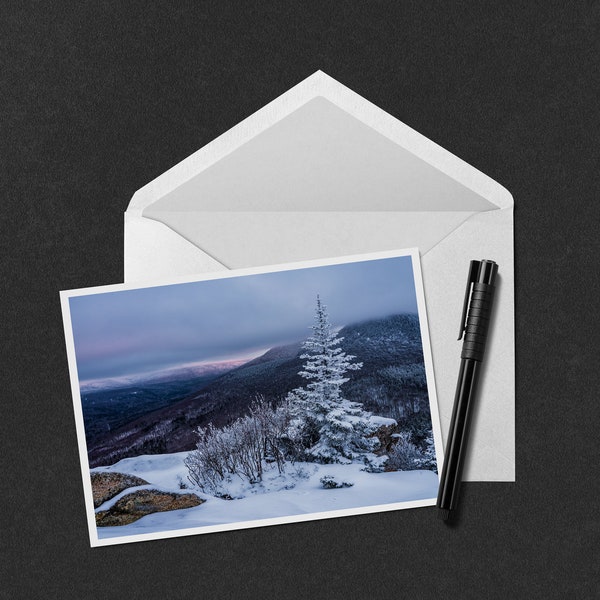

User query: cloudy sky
[69,255,420,383]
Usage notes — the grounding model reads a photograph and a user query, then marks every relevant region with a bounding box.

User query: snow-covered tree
[288,295,379,463]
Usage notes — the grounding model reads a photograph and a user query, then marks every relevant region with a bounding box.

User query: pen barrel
[436,359,481,512]
[460,282,496,362]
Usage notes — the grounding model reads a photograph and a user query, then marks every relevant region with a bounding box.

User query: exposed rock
[95,489,204,526]
[373,423,397,454]
[91,472,149,508]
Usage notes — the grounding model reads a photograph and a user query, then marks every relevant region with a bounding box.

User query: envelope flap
[142,97,498,214]
[127,71,513,217]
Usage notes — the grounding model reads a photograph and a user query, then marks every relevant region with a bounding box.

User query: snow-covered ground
[92,452,438,542]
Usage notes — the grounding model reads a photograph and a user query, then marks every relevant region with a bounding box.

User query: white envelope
[124,71,514,482]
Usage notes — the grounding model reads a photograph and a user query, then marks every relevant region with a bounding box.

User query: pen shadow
[441,499,464,528]
[440,483,477,527]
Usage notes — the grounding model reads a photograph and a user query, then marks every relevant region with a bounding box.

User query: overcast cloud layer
[69,256,419,382]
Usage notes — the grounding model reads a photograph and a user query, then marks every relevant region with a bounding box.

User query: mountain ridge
[81,358,251,393]
[86,314,430,468]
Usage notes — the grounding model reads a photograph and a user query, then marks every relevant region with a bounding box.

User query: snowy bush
[184,423,235,495]
[320,475,354,489]
[184,398,293,496]
[361,453,388,473]
[291,464,312,480]
[387,431,426,471]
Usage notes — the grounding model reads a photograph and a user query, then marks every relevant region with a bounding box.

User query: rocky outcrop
[95,489,204,526]
[373,423,397,454]
[91,472,149,508]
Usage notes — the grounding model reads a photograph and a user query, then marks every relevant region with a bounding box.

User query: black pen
[437,259,498,521]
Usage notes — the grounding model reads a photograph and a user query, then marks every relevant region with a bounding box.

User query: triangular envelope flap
[137,92,502,267]
[142,97,497,214]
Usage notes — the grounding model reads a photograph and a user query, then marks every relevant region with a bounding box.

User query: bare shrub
[184,397,294,496]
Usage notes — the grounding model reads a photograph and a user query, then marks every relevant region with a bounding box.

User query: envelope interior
[142,97,498,268]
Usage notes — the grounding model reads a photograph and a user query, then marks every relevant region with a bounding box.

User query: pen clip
[458,260,480,340]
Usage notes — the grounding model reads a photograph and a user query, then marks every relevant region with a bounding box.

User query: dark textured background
[2,2,599,598]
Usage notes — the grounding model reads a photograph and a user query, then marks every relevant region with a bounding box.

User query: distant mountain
[81,359,250,393]
[339,315,430,434]
[241,341,302,368]
[86,314,431,468]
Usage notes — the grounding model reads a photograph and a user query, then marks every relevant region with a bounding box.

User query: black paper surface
[2,2,599,598]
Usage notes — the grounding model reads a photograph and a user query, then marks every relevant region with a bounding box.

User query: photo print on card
[61,249,442,546]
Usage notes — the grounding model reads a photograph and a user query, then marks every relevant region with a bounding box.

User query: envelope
[124,71,514,482]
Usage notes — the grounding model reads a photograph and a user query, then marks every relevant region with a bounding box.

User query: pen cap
[476,259,498,286]
[460,260,498,362]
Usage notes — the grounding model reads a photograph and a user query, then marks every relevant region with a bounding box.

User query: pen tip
[438,509,450,521]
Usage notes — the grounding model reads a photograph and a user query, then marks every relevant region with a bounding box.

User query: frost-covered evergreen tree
[288,295,379,463]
